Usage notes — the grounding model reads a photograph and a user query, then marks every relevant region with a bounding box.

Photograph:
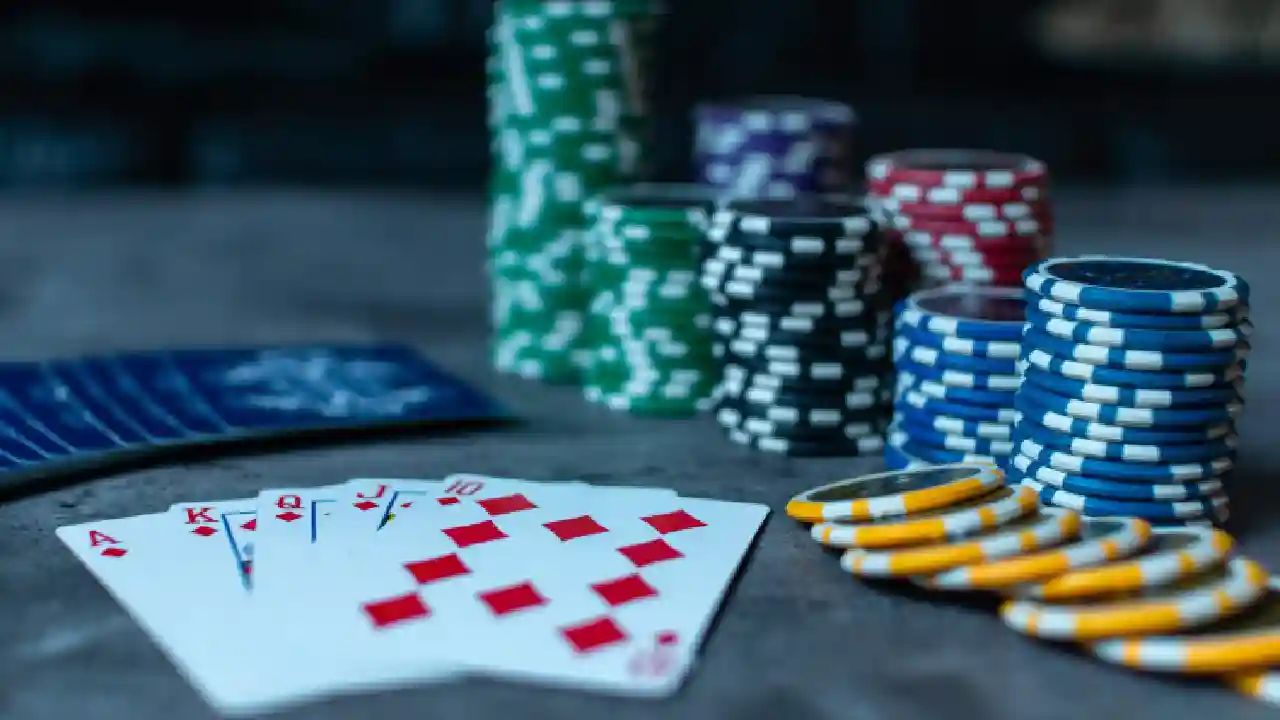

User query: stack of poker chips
[486,0,662,383]
[888,285,1024,470]
[692,96,856,198]
[579,184,721,414]
[699,196,891,456]
[865,149,1053,297]
[787,464,1279,701]
[1009,256,1251,528]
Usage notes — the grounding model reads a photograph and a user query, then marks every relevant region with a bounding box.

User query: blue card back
[0,363,129,455]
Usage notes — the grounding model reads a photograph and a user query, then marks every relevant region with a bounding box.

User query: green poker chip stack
[580,184,722,415]
[487,0,664,383]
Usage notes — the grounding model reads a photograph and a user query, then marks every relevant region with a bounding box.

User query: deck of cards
[0,343,507,500]
[57,474,769,715]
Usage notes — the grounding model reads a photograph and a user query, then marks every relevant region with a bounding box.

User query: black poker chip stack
[698,196,893,456]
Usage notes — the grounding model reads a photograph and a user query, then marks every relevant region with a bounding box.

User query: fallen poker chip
[1022,328,1250,372]
[896,323,1022,359]
[1021,348,1245,389]
[1017,475,1229,522]
[1024,256,1249,314]
[1020,525,1234,602]
[1016,437,1233,482]
[1013,394,1235,445]
[1016,382,1244,428]
[1014,418,1238,464]
[785,463,1006,523]
[1033,296,1247,330]
[898,285,1026,341]
[918,515,1152,592]
[999,557,1269,641]
[1010,453,1226,501]
[1088,576,1280,674]
[811,484,1038,549]
[840,507,1080,578]
[1025,308,1248,352]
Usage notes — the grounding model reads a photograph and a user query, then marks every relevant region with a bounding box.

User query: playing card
[0,362,131,454]
[57,503,325,716]
[165,343,507,435]
[49,360,153,446]
[77,356,199,444]
[107,352,232,436]
[0,390,72,460]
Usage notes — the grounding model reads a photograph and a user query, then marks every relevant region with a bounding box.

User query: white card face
[251,485,350,602]
[57,504,302,716]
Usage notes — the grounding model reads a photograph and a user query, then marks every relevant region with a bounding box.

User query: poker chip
[897,285,1025,340]
[898,369,1016,407]
[1033,296,1247,330]
[895,407,1013,440]
[1024,256,1249,314]
[884,442,930,470]
[998,557,1269,641]
[840,507,1081,578]
[706,195,892,454]
[887,433,998,467]
[488,2,666,382]
[811,485,1039,549]
[896,323,1023,359]
[899,388,1018,424]
[693,96,857,199]
[785,463,1006,523]
[900,359,1021,392]
[1089,578,1280,675]
[918,516,1152,592]
[1014,256,1249,525]
[1020,526,1235,602]
[1010,454,1226,501]
[894,336,1019,375]
[890,421,1014,456]
[1016,476,1230,522]
[1226,670,1280,707]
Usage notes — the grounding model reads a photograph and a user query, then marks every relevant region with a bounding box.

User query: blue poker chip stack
[1009,256,1252,527]
[887,285,1024,470]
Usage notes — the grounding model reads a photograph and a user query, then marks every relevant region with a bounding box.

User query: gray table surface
[1,189,1278,720]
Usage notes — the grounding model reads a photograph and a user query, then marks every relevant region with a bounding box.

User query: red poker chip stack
[865,149,1053,297]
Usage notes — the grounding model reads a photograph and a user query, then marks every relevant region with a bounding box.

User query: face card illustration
[221,508,258,589]
[57,509,320,716]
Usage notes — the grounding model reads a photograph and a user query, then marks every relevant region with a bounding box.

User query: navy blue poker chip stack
[1009,256,1251,527]
[700,195,893,456]
[886,285,1025,470]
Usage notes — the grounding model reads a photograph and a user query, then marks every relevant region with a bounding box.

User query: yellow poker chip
[1091,578,1280,674]
[811,485,1037,550]
[918,516,1152,592]
[999,557,1270,641]
[839,507,1081,578]
[1018,526,1234,602]
[786,463,1004,524]
[1227,669,1280,707]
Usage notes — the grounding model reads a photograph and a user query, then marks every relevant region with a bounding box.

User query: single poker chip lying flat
[1089,577,1280,674]
[1017,476,1229,522]
[840,507,1081,577]
[999,557,1269,641]
[1014,418,1238,464]
[785,463,1006,523]
[1021,348,1245,389]
[918,515,1152,592]
[1016,437,1233,482]
[1016,382,1244,428]
[897,285,1025,341]
[1024,256,1249,313]
[1024,308,1248,352]
[1022,328,1250,372]
[1019,525,1234,602]
[1010,453,1226,501]
[810,484,1038,549]
[1033,296,1246,330]
[1013,394,1235,445]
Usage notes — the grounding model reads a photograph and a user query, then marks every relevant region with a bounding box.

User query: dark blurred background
[4,0,1280,189]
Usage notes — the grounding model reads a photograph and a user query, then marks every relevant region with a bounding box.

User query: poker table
[2,189,1278,720]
